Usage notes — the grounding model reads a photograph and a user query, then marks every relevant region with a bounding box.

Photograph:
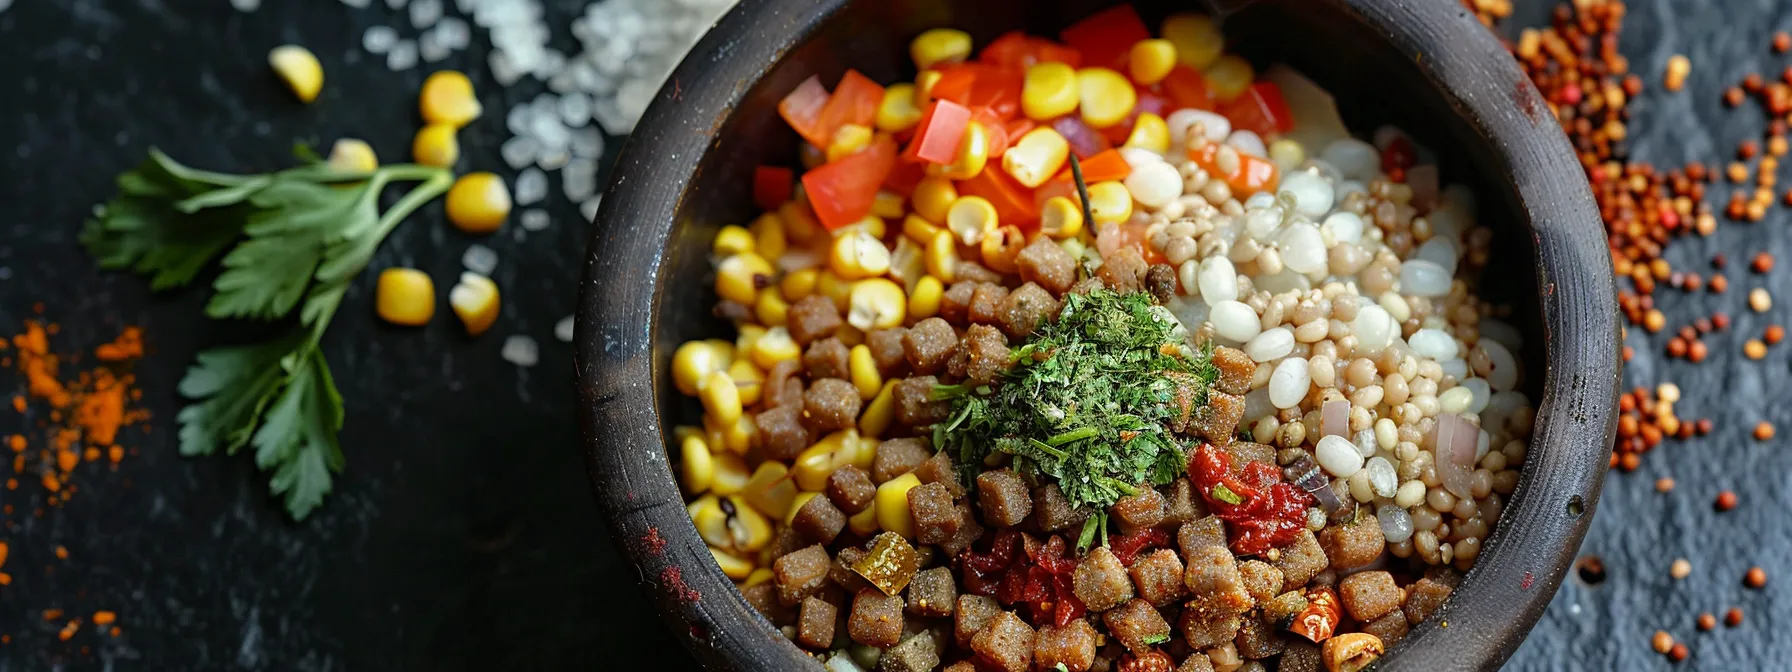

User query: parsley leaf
[87,148,451,520]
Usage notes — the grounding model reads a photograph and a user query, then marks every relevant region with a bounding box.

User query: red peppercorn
[1777,31,1791,53]
[1726,607,1744,627]
[1666,338,1687,358]
[1745,73,1766,93]
[1716,490,1738,511]
[1713,312,1732,330]
[1741,140,1761,159]
[1727,87,1747,107]
[1697,418,1714,435]
[1766,324,1785,344]
[1746,566,1768,588]
[1669,643,1689,663]
[1689,340,1708,362]
[1698,612,1717,631]
[1714,253,1728,269]
[1753,252,1775,272]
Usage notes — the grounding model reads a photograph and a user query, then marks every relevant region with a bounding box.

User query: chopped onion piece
[1321,398,1349,438]
[1436,412,1478,500]
[1265,65,1348,152]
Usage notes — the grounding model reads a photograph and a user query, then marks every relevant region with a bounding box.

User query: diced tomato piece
[1160,65,1215,112]
[1222,81,1294,137]
[1051,116,1112,160]
[883,159,925,197]
[804,135,898,230]
[903,100,973,164]
[930,66,977,105]
[777,75,834,148]
[816,69,885,138]
[1189,142,1281,197]
[1059,4,1150,70]
[958,166,1039,227]
[752,166,793,210]
[981,31,1085,69]
[1381,135,1417,175]
[973,108,1013,158]
[967,66,1024,121]
[1003,118,1037,143]
[1050,148,1131,186]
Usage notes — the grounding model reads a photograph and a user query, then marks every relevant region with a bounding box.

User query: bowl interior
[582,1,1618,670]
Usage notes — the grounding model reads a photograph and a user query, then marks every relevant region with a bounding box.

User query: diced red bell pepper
[1381,134,1417,177]
[1059,4,1151,71]
[752,165,793,211]
[967,66,1024,121]
[1189,142,1280,196]
[1222,81,1294,137]
[958,165,1039,226]
[930,66,977,105]
[777,75,834,148]
[973,108,1013,158]
[882,159,925,197]
[1160,65,1216,112]
[815,69,885,139]
[1051,116,1113,160]
[1108,528,1169,566]
[903,100,973,164]
[981,31,1085,70]
[803,135,898,230]
[1003,118,1037,143]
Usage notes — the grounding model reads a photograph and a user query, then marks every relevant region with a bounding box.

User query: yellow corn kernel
[710,547,755,580]
[980,225,1025,274]
[739,464,797,521]
[713,225,757,257]
[834,214,888,240]
[735,325,766,358]
[848,278,907,332]
[836,324,865,347]
[872,191,907,219]
[419,70,483,128]
[447,272,501,336]
[778,201,823,246]
[908,275,944,320]
[728,359,765,406]
[326,138,378,173]
[703,413,728,452]
[690,495,729,546]
[888,237,926,293]
[445,172,512,234]
[700,371,743,425]
[680,435,714,494]
[785,492,823,525]
[1269,138,1307,172]
[673,340,727,395]
[827,124,874,163]
[800,142,826,170]
[375,268,435,326]
[849,502,880,536]
[711,453,751,495]
[1205,54,1255,101]
[911,177,958,225]
[715,252,774,305]
[268,45,323,103]
[839,435,879,471]
[1001,127,1070,188]
[743,567,775,588]
[725,496,773,552]
[949,197,1000,247]
[1124,112,1171,155]
[860,380,899,437]
[781,268,820,302]
[829,231,892,280]
[724,415,757,455]
[849,345,882,399]
[411,123,460,168]
[1128,39,1178,86]
[816,270,854,311]
[924,230,959,282]
[877,84,924,132]
[931,121,989,180]
[875,473,923,538]
[750,326,800,369]
[1162,13,1224,70]
[754,287,789,327]
[1040,196,1086,239]
[1022,62,1081,121]
[673,425,704,444]
[903,214,945,246]
[706,338,736,365]
[792,445,836,492]
[1085,180,1134,224]
[750,212,788,261]
[914,70,944,106]
[1077,68,1137,129]
[911,28,972,70]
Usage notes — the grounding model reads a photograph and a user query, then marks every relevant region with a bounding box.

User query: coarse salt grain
[461,244,498,275]
[501,335,539,367]
[555,315,576,342]
[520,209,550,231]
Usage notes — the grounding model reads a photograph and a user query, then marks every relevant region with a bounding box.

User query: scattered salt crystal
[520,209,550,231]
[461,244,499,275]
[1408,328,1458,361]
[506,105,532,136]
[1276,222,1327,274]
[500,136,540,170]
[559,92,592,127]
[230,0,260,12]
[386,40,419,71]
[409,0,443,29]
[1377,503,1412,542]
[489,50,525,86]
[434,17,471,50]
[363,25,398,54]
[501,335,539,367]
[1398,259,1451,297]
[385,0,405,9]
[580,196,603,222]
[555,315,576,343]
[536,146,571,171]
[563,159,598,202]
[514,168,548,206]
[419,33,451,63]
[341,0,371,8]
[570,127,605,158]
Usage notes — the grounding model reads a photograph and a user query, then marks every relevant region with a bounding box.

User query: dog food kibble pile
[672,6,1538,671]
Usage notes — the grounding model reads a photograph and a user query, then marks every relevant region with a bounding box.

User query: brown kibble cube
[1183,546,1252,613]
[1034,483,1088,532]
[1362,610,1410,647]
[826,465,877,514]
[1017,235,1077,295]
[961,323,1012,386]
[1403,577,1454,625]
[1210,347,1254,395]
[1177,602,1243,650]
[1237,560,1284,605]
[955,260,1005,284]
[904,317,960,374]
[1103,598,1170,653]
[908,481,961,545]
[797,596,837,649]
[1177,653,1217,672]
[1277,640,1322,672]
[787,294,843,345]
[866,327,910,375]
[792,494,846,544]
[1130,549,1187,606]
[763,360,804,409]
[1073,546,1135,612]
[803,337,851,379]
[831,547,873,593]
[971,611,1037,672]
[742,582,795,624]
[1272,530,1329,589]
[1034,618,1098,672]
[1178,517,1229,561]
[774,545,833,606]
[1221,441,1276,474]
[999,281,1061,340]
[848,588,905,647]
[906,566,957,618]
[911,450,965,498]
[771,526,805,560]
[873,437,933,484]
[894,376,952,427]
[1189,391,1245,445]
[1232,614,1286,659]
[1097,246,1147,291]
[938,502,985,558]
[878,630,940,672]
[756,405,812,461]
[955,594,1003,648]
[1319,514,1385,570]
[1339,570,1402,622]
[1162,479,1205,527]
[942,663,977,672]
[803,378,862,433]
[976,469,1034,527]
[969,283,1010,325]
[941,281,977,325]
[1110,487,1166,534]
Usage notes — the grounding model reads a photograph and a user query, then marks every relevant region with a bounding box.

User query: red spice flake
[1745,566,1768,588]
[1716,490,1738,511]
[660,566,700,602]
[56,619,79,642]
[1777,32,1791,53]
[41,609,62,621]
[639,526,667,556]
[91,611,116,626]
[1752,252,1775,273]
[1727,87,1746,107]
[1698,612,1717,631]
[53,545,67,560]
[1669,643,1689,663]
[1725,607,1745,626]
[1767,324,1786,344]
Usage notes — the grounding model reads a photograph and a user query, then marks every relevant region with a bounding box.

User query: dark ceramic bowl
[576,0,1621,669]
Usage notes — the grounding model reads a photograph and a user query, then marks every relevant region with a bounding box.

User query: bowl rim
[575,1,1620,670]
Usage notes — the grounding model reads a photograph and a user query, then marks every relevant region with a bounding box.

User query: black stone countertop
[0,0,1781,670]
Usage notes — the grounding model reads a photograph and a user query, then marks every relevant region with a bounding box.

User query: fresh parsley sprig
[83,148,452,519]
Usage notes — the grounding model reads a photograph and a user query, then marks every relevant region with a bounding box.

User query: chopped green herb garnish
[1142,633,1171,645]
[936,289,1218,514]
[1210,483,1243,505]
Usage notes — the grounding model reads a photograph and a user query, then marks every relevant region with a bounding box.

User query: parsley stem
[1027,438,1069,461]
[1047,426,1099,446]
[1098,477,1139,496]
[368,169,454,240]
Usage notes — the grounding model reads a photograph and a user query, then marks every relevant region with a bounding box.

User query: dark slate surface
[0,0,1780,670]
